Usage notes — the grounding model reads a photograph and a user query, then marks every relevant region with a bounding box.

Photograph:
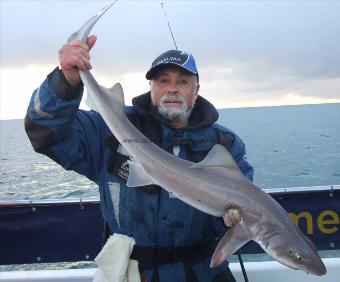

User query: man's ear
[195,83,200,95]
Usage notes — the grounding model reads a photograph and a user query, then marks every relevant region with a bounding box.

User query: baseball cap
[146,49,199,80]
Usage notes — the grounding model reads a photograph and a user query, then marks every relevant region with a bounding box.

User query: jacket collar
[131,91,219,130]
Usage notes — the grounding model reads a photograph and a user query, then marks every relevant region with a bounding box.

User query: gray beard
[152,93,194,123]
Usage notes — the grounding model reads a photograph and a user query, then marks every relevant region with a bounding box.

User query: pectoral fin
[210,222,250,268]
[126,160,154,187]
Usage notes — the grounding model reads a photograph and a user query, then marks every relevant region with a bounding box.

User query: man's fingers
[68,40,88,52]
[60,56,90,72]
[79,48,90,61]
[223,215,233,227]
[229,209,241,225]
[83,58,92,70]
[223,209,241,227]
[59,45,91,70]
[87,35,97,50]
[68,35,96,50]
[69,35,97,51]
[72,57,91,71]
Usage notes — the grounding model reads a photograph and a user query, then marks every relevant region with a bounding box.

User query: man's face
[150,65,200,127]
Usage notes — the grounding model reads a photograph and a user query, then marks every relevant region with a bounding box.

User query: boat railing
[0,185,339,265]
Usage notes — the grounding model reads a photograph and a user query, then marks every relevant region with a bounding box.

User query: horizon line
[1,102,339,121]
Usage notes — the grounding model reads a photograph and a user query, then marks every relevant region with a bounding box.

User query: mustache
[160,94,185,104]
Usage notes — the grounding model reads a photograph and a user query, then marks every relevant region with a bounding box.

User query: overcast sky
[1,0,340,120]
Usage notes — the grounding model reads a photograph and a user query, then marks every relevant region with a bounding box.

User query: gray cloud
[1,0,340,103]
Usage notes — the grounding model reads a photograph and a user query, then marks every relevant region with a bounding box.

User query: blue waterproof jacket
[25,67,253,282]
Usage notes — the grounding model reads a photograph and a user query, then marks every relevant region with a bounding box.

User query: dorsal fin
[83,79,124,113]
[108,83,125,109]
[190,144,240,172]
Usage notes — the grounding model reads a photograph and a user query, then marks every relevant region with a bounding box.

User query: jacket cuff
[47,67,84,100]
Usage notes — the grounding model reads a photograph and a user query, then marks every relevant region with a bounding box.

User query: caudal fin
[67,3,114,43]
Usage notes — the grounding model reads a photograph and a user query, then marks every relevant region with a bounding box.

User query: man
[25,35,253,282]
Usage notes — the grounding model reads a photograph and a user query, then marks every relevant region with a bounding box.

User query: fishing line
[237,250,249,282]
[160,2,178,50]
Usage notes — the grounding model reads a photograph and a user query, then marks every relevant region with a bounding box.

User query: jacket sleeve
[24,67,104,183]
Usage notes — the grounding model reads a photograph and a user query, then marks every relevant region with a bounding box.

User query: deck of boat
[1,258,339,281]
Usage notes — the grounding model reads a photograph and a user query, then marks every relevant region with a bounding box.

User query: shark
[67,4,326,276]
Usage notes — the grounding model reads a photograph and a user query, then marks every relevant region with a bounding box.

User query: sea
[1,103,340,201]
[1,103,340,270]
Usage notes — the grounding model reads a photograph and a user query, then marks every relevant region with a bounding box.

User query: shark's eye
[295,253,304,262]
[289,250,304,263]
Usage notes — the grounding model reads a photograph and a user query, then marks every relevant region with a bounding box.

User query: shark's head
[265,227,326,276]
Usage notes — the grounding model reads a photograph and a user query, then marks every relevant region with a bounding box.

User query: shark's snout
[305,258,327,276]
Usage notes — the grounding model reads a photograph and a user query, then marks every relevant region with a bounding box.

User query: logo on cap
[146,50,198,80]
[153,51,189,67]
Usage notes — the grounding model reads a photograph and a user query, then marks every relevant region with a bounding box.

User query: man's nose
[167,80,178,93]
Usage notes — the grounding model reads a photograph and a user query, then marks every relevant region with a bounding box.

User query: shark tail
[67,3,114,43]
